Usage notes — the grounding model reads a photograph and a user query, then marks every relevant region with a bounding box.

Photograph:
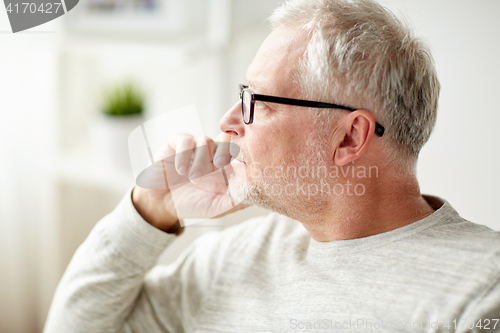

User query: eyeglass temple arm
[253,93,385,137]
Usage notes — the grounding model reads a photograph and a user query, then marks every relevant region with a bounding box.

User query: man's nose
[219,101,245,137]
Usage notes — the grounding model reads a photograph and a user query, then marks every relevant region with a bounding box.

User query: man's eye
[255,101,265,108]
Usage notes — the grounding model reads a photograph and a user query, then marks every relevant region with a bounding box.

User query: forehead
[246,25,309,98]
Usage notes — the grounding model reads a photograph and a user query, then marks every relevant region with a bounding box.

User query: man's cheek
[250,162,263,177]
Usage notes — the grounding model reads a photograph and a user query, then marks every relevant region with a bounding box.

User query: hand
[132,133,248,233]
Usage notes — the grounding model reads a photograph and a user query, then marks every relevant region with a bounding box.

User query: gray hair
[269,0,440,166]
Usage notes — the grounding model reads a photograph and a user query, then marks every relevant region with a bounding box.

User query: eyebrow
[244,77,266,94]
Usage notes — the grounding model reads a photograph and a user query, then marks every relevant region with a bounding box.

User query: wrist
[131,186,181,234]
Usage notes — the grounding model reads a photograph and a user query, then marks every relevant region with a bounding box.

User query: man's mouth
[231,157,246,164]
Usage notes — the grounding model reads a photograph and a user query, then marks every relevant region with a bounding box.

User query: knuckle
[176,132,192,139]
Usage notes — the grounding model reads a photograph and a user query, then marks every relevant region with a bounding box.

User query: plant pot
[90,113,144,174]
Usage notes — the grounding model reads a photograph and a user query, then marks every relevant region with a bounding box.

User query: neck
[299,164,435,242]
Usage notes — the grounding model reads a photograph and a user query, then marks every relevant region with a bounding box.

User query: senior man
[45,0,500,332]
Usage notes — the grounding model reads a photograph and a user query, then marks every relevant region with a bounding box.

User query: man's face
[219,25,332,217]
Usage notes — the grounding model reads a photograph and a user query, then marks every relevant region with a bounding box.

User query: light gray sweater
[44,187,500,332]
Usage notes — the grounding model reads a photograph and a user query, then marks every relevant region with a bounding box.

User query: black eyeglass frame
[239,84,385,137]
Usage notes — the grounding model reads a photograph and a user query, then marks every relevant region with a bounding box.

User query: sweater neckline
[307,195,459,257]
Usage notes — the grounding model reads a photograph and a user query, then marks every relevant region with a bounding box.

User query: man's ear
[333,110,376,166]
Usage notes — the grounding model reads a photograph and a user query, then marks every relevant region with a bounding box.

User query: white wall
[0,13,60,333]
[378,0,500,230]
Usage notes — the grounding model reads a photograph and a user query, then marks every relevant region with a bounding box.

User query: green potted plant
[91,80,146,173]
[102,81,144,117]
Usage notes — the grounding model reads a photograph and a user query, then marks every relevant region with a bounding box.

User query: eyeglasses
[239,84,385,137]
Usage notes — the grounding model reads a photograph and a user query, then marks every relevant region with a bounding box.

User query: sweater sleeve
[457,250,500,333]
[43,186,178,333]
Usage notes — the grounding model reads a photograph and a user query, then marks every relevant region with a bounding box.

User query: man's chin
[227,180,254,205]
[226,159,253,203]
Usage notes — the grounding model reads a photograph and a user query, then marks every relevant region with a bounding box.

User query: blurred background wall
[0,0,498,332]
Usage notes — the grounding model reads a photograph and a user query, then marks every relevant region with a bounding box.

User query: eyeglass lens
[241,89,251,124]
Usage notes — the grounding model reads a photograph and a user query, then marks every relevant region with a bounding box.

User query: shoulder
[144,213,304,290]
[421,202,500,255]
[417,196,500,253]
[216,212,308,256]
[415,199,500,279]
[187,212,308,270]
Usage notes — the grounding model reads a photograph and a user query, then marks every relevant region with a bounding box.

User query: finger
[152,140,176,162]
[139,142,177,190]
[214,132,231,143]
[189,137,215,183]
[213,133,232,168]
[171,133,195,175]
[136,159,172,190]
